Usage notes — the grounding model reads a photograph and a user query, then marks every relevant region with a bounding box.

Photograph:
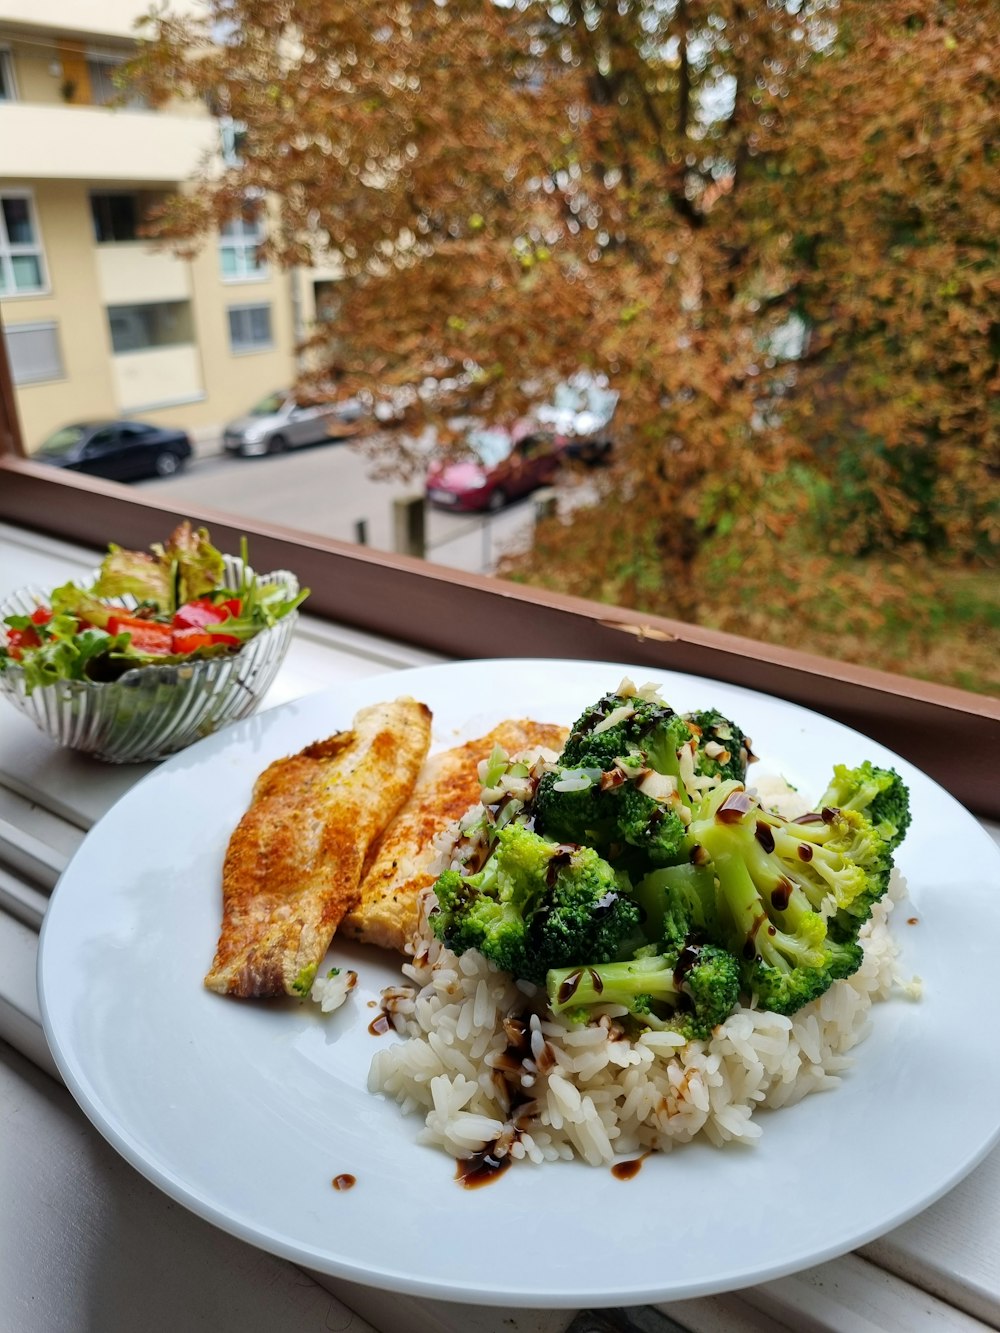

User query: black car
[34,420,193,482]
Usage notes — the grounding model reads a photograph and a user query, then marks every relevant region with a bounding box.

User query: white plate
[38,659,1000,1308]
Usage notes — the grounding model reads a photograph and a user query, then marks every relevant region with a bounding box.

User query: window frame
[0,46,17,102]
[85,49,148,111]
[90,192,140,245]
[105,300,194,355]
[219,115,247,167]
[218,211,268,282]
[227,302,273,354]
[0,342,995,820]
[3,320,64,386]
[0,190,49,297]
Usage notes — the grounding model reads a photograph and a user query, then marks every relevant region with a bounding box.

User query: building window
[106,301,193,354]
[313,279,342,323]
[219,210,267,280]
[219,116,248,167]
[91,193,139,243]
[0,48,16,101]
[90,194,139,243]
[87,56,121,106]
[3,322,64,385]
[227,303,273,353]
[90,192,165,243]
[0,193,47,295]
[86,54,146,109]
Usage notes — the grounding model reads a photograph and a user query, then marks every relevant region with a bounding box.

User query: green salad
[0,523,307,694]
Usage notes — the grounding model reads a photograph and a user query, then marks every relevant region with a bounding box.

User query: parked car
[533,374,619,463]
[425,424,563,512]
[222,389,365,457]
[34,421,192,482]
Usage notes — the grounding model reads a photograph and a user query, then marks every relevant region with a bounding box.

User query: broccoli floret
[687,782,866,1015]
[818,762,911,851]
[432,859,528,972]
[559,691,693,774]
[532,690,704,864]
[546,942,740,1040]
[758,805,894,939]
[634,862,720,951]
[429,823,641,985]
[683,708,754,784]
[744,935,863,1014]
[533,768,689,867]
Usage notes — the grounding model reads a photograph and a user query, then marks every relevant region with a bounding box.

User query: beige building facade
[0,1,328,451]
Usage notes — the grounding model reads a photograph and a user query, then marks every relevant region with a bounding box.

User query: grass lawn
[694,537,999,698]
[501,504,999,699]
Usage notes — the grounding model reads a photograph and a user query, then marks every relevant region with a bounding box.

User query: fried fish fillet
[340,719,568,954]
[205,697,432,998]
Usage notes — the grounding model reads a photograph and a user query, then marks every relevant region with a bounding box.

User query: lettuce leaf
[4,612,132,692]
[91,522,226,613]
[49,582,121,629]
[165,523,226,607]
[91,547,173,608]
[2,526,307,693]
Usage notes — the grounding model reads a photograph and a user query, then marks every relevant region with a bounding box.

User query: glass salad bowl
[0,556,300,763]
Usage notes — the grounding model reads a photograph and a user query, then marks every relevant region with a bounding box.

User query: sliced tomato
[106,614,174,655]
[171,627,240,654]
[30,606,53,626]
[173,599,229,630]
[6,626,41,659]
[171,627,215,654]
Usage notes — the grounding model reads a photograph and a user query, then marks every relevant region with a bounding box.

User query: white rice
[310,967,358,1012]
[368,874,919,1167]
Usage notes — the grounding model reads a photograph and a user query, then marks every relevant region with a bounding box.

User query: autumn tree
[130,0,998,625]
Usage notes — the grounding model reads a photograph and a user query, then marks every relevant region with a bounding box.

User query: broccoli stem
[548,954,684,1013]
[699,829,828,972]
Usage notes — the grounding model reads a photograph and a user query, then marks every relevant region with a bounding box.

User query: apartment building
[0,0,331,452]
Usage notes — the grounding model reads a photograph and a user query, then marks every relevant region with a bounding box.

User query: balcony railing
[0,0,203,42]
[95,243,191,306]
[0,102,216,185]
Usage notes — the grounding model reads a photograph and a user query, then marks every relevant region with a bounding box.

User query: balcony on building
[0,101,216,187]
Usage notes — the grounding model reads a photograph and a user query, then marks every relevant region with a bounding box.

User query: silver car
[222,389,365,457]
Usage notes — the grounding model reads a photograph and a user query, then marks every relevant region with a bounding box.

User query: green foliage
[817,436,986,558]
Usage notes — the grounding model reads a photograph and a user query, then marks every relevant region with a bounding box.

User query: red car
[425,425,563,512]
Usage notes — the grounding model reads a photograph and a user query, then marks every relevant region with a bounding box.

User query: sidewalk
[189,426,224,460]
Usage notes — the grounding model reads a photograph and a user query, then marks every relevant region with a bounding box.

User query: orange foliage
[129,0,999,629]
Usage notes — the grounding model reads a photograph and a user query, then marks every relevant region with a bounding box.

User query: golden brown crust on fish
[205,697,431,998]
[340,719,568,954]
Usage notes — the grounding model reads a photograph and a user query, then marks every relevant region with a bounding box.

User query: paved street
[137,434,547,576]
